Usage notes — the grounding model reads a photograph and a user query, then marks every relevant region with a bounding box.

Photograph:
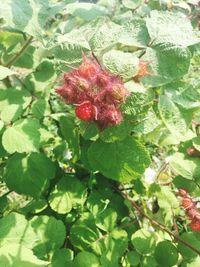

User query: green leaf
[2,119,41,154]
[0,212,37,248]
[0,65,15,80]
[52,29,90,65]
[146,11,199,47]
[1,104,23,123]
[51,249,74,267]
[59,116,80,162]
[32,99,50,119]
[154,240,178,267]
[73,251,100,267]
[0,87,31,112]
[87,137,151,183]
[0,0,63,39]
[170,152,200,180]
[4,152,56,197]
[0,244,49,266]
[122,0,142,9]
[103,50,139,80]
[119,18,150,48]
[126,251,140,266]
[158,95,187,140]
[141,45,191,87]
[82,17,122,52]
[131,229,156,254]
[49,176,87,214]
[31,215,66,259]
[177,232,200,259]
[193,137,200,152]
[96,208,117,232]
[66,3,108,21]
[70,213,101,252]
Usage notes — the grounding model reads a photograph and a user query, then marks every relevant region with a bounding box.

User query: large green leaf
[158,95,187,141]
[0,0,63,39]
[4,152,56,197]
[103,50,139,80]
[131,228,156,254]
[0,213,37,248]
[73,251,100,267]
[141,44,191,87]
[146,10,199,47]
[82,17,122,52]
[66,2,108,21]
[2,119,41,154]
[0,87,31,112]
[49,176,87,214]
[170,152,200,180]
[154,241,178,267]
[119,18,150,48]
[87,137,151,182]
[0,244,49,266]
[31,216,66,259]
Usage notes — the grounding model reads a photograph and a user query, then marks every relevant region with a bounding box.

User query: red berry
[189,219,200,232]
[181,198,195,210]
[75,102,96,121]
[78,55,99,79]
[187,208,200,220]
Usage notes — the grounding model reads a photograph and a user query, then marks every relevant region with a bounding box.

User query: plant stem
[5,36,33,68]
[122,191,200,256]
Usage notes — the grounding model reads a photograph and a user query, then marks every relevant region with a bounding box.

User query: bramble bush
[0,0,200,266]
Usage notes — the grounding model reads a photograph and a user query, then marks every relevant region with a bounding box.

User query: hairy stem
[5,36,33,68]
[122,191,200,256]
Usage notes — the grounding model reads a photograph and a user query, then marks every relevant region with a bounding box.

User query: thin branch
[121,191,200,256]
[5,36,33,68]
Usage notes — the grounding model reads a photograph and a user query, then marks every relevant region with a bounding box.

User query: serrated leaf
[31,215,66,259]
[131,228,156,254]
[141,45,191,87]
[73,251,100,267]
[0,0,63,39]
[154,241,178,267]
[1,104,23,123]
[0,87,31,112]
[170,152,200,180]
[82,17,122,52]
[66,2,108,21]
[177,232,200,259]
[2,119,41,154]
[103,50,139,80]
[49,176,87,214]
[0,212,37,248]
[0,244,49,266]
[88,137,151,183]
[158,95,187,140]
[119,18,150,47]
[0,65,15,80]
[193,137,200,152]
[4,152,56,197]
[146,10,199,47]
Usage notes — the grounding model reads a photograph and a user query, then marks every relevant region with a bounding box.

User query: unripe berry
[133,60,152,83]
[75,102,96,121]
[187,147,200,157]
[187,208,200,220]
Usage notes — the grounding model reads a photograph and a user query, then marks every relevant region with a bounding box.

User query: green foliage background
[0,0,200,266]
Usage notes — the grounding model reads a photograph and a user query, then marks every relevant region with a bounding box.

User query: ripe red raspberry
[75,102,96,121]
[178,188,189,198]
[181,198,195,210]
[189,219,200,232]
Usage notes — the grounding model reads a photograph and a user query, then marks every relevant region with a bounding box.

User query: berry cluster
[178,189,200,232]
[55,54,129,130]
